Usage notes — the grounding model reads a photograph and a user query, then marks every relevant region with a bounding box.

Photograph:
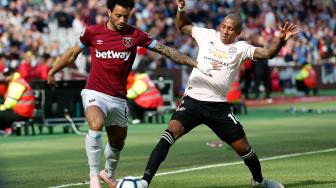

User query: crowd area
[0,0,335,96]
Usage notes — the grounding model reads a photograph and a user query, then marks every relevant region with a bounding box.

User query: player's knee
[87,120,104,131]
[167,120,184,139]
[230,137,251,154]
[235,145,251,155]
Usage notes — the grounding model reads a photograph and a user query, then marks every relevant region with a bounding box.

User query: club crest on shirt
[80,28,86,37]
[228,47,237,54]
[209,48,229,59]
[96,40,103,45]
[123,37,133,48]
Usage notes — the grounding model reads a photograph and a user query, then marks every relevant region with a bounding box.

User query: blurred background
[0,0,335,95]
[0,1,336,188]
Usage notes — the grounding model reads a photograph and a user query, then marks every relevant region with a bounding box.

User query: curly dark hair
[106,0,135,10]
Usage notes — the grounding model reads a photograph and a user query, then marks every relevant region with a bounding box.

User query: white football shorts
[81,89,128,127]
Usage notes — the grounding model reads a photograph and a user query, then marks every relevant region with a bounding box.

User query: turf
[0,101,335,188]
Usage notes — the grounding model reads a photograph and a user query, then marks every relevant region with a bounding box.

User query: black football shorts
[171,95,246,144]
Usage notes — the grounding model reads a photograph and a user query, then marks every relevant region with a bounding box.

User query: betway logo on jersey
[95,49,131,61]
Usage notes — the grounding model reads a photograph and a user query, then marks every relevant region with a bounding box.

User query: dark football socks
[142,130,175,184]
[241,149,263,183]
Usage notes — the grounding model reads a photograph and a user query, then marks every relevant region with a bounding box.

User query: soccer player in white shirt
[138,1,299,188]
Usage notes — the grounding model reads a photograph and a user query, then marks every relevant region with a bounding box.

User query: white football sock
[104,144,120,179]
[141,179,148,188]
[85,130,103,177]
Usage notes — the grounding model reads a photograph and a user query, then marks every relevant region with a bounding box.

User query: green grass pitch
[1,101,335,188]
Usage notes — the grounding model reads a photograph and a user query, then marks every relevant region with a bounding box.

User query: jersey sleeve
[192,26,212,44]
[241,42,256,61]
[77,27,91,49]
[138,30,158,49]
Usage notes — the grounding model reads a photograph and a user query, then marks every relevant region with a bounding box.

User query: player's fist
[176,0,186,10]
[47,71,58,87]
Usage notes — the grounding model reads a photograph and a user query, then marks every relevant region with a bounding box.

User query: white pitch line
[49,147,336,188]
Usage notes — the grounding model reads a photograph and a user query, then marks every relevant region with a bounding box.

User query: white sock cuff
[141,179,148,187]
[161,130,175,145]
[88,130,102,139]
[241,149,255,159]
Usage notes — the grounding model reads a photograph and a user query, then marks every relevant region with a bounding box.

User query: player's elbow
[261,52,275,60]
[268,53,275,59]
[175,22,184,31]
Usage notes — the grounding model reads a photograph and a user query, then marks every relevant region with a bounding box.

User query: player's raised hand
[197,61,222,77]
[47,72,58,87]
[278,21,299,41]
[176,0,186,10]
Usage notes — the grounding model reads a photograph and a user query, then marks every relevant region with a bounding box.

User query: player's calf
[90,176,101,188]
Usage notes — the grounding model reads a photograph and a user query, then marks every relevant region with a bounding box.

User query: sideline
[49,147,336,188]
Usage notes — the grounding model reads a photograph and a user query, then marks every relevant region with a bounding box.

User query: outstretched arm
[47,43,82,86]
[253,22,299,60]
[151,42,197,67]
[151,42,222,77]
[175,0,193,36]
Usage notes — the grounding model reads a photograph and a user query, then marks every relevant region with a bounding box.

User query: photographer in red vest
[0,67,35,134]
[127,68,163,124]
[295,62,317,96]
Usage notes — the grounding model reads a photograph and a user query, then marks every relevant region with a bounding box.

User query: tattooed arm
[254,22,299,60]
[150,42,222,77]
[151,42,198,67]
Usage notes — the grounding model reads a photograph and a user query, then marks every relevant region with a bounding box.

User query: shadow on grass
[284,180,336,187]
[198,180,336,188]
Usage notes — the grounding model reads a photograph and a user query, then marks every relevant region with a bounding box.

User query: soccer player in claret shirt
[137,0,299,188]
[47,0,221,188]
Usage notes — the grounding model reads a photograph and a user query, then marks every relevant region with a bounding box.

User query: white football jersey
[184,26,256,102]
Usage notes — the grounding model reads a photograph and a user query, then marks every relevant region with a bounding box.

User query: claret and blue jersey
[78,22,157,99]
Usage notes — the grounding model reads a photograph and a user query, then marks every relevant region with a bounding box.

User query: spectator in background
[241,59,254,99]
[127,68,163,124]
[33,53,52,81]
[1,0,336,76]
[270,67,281,93]
[295,62,317,96]
[0,54,7,98]
[253,36,272,102]
[17,50,34,83]
[0,66,34,134]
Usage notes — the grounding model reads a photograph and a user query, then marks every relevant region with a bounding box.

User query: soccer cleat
[90,176,101,188]
[99,170,117,188]
[252,178,284,188]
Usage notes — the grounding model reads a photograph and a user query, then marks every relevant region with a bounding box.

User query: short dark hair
[3,66,16,76]
[225,14,243,32]
[106,0,135,11]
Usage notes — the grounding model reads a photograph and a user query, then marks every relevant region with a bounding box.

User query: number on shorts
[228,113,238,124]
[125,107,128,119]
